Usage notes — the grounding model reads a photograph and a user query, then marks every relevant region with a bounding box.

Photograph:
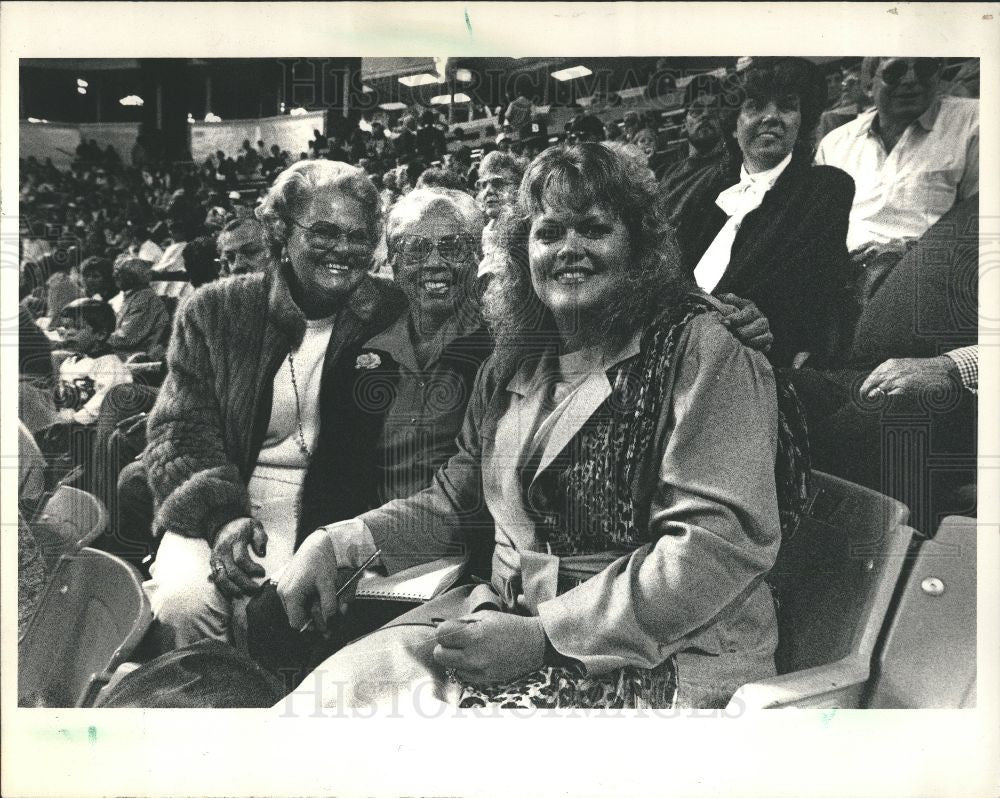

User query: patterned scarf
[541,295,810,556]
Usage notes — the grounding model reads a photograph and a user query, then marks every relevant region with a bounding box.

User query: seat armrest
[728,657,870,710]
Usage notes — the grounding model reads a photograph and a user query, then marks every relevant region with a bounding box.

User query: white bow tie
[715,172,774,218]
[694,154,792,293]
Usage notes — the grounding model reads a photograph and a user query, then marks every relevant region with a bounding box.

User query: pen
[299,549,382,633]
[430,617,480,626]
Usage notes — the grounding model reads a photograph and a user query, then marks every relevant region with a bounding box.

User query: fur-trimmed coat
[144,266,407,546]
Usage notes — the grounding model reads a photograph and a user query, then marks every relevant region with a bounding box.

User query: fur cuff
[152,465,251,544]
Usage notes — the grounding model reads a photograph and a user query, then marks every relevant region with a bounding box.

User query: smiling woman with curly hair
[143,160,405,650]
[280,142,803,710]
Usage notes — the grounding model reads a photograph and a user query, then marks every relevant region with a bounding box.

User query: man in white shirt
[816,57,979,398]
[151,215,195,300]
[816,57,978,262]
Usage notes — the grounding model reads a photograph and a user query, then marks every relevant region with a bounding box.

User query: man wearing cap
[517,120,548,159]
[495,131,513,153]
[568,114,605,144]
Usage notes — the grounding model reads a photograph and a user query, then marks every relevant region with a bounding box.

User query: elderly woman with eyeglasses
[349,187,494,529]
[279,143,803,710]
[142,161,406,649]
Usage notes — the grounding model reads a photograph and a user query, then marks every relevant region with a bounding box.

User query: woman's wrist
[321,518,379,570]
[542,628,582,671]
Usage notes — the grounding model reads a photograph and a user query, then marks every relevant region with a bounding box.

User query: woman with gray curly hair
[280,143,802,710]
[142,160,406,649]
[340,186,493,525]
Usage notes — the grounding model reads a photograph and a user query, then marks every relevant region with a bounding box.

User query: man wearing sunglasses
[814,57,978,388]
[792,58,980,532]
[816,57,978,264]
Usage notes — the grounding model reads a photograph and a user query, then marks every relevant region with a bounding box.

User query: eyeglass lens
[394,235,472,264]
[880,58,939,85]
[296,220,371,248]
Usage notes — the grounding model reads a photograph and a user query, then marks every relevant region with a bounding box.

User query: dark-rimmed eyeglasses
[389,234,477,266]
[877,58,941,87]
[289,218,373,250]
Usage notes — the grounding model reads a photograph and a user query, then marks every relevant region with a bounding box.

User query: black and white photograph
[2,3,998,797]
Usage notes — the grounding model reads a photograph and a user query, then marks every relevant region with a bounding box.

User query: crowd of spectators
[16,55,980,708]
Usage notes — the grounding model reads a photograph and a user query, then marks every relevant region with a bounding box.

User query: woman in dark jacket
[673,57,855,367]
[143,161,406,649]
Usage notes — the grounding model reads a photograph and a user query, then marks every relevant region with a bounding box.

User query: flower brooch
[355,352,382,370]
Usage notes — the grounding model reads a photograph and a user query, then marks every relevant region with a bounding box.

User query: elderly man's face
[873,58,940,127]
[685,94,723,152]
[219,223,270,275]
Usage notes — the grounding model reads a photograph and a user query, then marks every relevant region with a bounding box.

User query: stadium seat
[729,471,914,709]
[18,547,152,708]
[30,484,107,569]
[864,515,976,708]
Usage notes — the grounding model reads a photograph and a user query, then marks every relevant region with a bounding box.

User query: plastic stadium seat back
[770,471,910,674]
[31,485,107,570]
[729,472,913,709]
[18,548,152,708]
[865,515,976,708]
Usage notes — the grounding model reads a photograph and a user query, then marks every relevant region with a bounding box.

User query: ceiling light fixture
[398,73,444,87]
[550,65,593,81]
[430,93,471,105]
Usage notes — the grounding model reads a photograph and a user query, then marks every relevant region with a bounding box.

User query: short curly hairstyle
[384,187,485,247]
[478,150,529,182]
[255,160,382,260]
